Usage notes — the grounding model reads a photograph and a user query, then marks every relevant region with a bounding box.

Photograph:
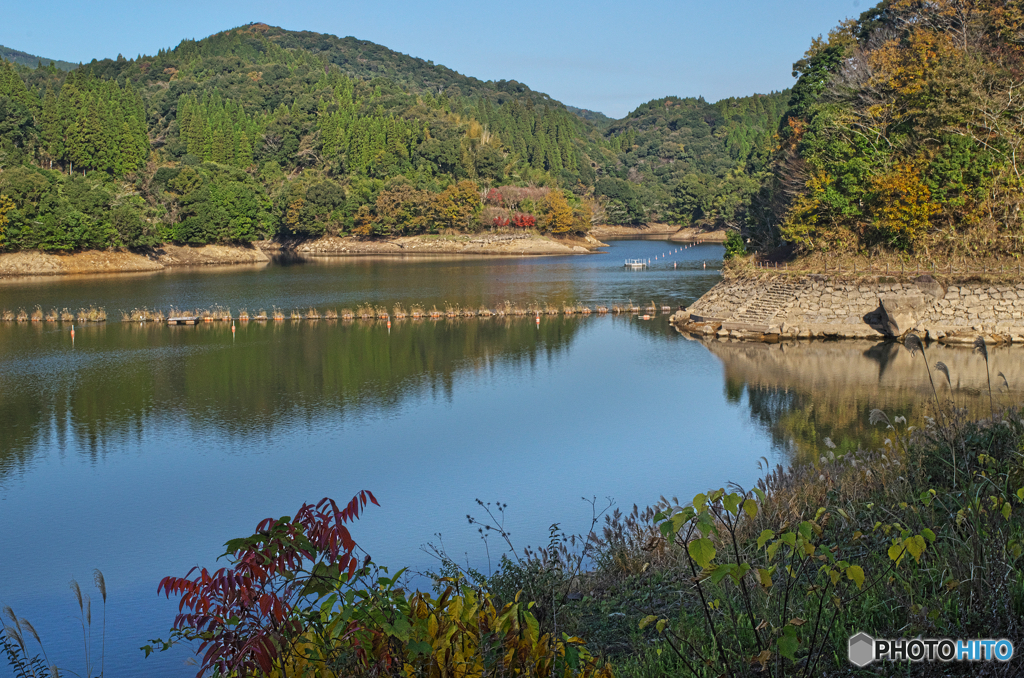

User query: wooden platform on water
[167,317,199,325]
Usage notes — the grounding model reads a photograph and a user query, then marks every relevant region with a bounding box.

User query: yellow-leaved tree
[0,194,14,249]
[432,180,482,231]
[869,163,939,251]
[543,191,575,234]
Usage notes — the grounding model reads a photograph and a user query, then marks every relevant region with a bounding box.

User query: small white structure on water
[624,259,647,270]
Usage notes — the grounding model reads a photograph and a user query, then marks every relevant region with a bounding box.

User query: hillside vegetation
[0,45,77,72]
[754,0,1024,260]
[599,93,788,226]
[0,23,784,252]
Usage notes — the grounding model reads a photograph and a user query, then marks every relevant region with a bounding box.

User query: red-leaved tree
[154,492,378,677]
[511,213,536,228]
[484,188,504,206]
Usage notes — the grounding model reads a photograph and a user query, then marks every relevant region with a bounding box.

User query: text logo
[849,633,1014,666]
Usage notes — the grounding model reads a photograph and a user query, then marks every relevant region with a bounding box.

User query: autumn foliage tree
[769,0,1024,256]
[868,163,939,250]
[0,194,13,248]
[432,179,482,231]
[542,190,575,234]
[511,212,536,229]
[152,492,378,677]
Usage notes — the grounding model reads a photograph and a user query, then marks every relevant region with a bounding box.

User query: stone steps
[731,281,803,326]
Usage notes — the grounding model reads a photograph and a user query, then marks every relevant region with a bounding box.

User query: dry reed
[76,306,106,322]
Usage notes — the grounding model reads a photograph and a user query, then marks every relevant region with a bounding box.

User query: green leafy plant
[723,230,747,259]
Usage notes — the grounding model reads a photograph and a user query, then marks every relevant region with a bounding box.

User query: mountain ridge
[0,44,77,71]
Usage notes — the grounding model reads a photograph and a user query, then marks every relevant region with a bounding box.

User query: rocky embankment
[0,243,269,277]
[589,224,681,238]
[283,232,604,256]
[672,273,1024,344]
[667,227,727,243]
[587,224,727,242]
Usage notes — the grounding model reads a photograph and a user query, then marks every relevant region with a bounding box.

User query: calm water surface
[1,240,1018,676]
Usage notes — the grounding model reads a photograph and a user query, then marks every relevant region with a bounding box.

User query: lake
[0,239,1017,676]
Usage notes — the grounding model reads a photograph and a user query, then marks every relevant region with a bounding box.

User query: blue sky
[4,0,866,118]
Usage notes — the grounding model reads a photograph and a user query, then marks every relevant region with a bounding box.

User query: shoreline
[589,223,681,238]
[0,233,607,278]
[587,223,728,243]
[672,270,1024,345]
[667,227,727,243]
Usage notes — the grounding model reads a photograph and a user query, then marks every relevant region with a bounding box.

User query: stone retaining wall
[675,273,1024,344]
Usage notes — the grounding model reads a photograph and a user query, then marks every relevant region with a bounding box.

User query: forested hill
[81,24,568,111]
[756,0,1024,260]
[594,93,788,226]
[0,23,787,253]
[0,45,77,71]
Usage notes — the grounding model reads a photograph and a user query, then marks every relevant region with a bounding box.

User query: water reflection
[0,317,591,478]
[701,337,1023,462]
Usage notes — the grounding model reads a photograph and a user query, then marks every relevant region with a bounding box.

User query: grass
[732,250,1024,285]
[2,570,107,678]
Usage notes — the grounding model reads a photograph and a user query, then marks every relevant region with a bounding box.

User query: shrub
[723,230,746,259]
[150,491,612,678]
